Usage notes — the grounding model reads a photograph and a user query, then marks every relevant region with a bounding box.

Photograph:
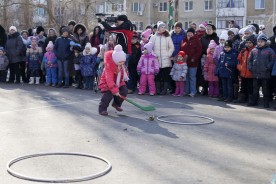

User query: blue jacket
[272,61,276,76]
[80,54,97,77]
[248,45,275,79]
[54,36,72,61]
[217,49,238,78]
[171,29,185,57]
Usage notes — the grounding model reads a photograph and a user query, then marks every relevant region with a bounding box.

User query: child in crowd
[217,40,238,102]
[0,47,9,83]
[98,45,129,116]
[42,41,58,86]
[213,30,228,63]
[137,42,159,95]
[80,43,97,90]
[170,51,187,97]
[127,32,142,94]
[71,43,83,89]
[140,29,152,51]
[204,40,219,98]
[26,36,43,84]
[248,34,275,108]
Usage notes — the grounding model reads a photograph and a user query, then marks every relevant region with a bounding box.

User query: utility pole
[175,0,179,22]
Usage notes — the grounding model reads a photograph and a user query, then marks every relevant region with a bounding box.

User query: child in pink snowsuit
[204,40,219,97]
[137,42,159,95]
[170,51,188,96]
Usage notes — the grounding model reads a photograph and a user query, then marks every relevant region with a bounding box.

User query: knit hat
[46,41,54,51]
[199,22,207,29]
[117,15,128,22]
[238,27,246,35]
[30,36,38,41]
[9,26,17,32]
[36,26,44,35]
[112,45,126,64]
[174,22,183,29]
[228,28,239,35]
[219,30,229,41]
[61,27,70,35]
[177,51,186,58]
[141,29,152,39]
[144,42,154,53]
[257,34,268,42]
[224,40,233,48]
[208,40,217,49]
[187,28,195,34]
[244,26,254,34]
[68,20,76,27]
[157,21,166,30]
[246,35,257,45]
[0,47,5,52]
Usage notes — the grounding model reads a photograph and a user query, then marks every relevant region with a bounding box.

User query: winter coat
[73,53,82,71]
[213,45,224,63]
[248,44,275,79]
[171,29,185,57]
[196,30,206,40]
[5,32,24,63]
[43,51,58,68]
[272,60,276,76]
[54,36,72,61]
[181,35,202,68]
[149,31,175,68]
[21,36,30,61]
[90,26,104,55]
[26,46,43,70]
[101,20,133,54]
[43,35,57,53]
[80,53,97,77]
[237,46,255,78]
[204,49,219,82]
[0,25,7,48]
[137,53,159,75]
[37,35,46,48]
[230,35,241,52]
[99,50,128,94]
[217,49,238,78]
[170,62,188,81]
[201,33,219,55]
[73,24,89,51]
[269,26,276,53]
[0,55,9,70]
[128,41,142,69]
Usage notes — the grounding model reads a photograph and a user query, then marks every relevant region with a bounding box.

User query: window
[205,0,213,10]
[133,2,144,12]
[217,0,244,8]
[105,2,112,13]
[217,18,243,29]
[247,20,264,25]
[184,21,192,30]
[36,8,45,16]
[184,1,193,11]
[255,0,265,9]
[96,5,104,13]
[132,21,144,31]
[159,2,167,12]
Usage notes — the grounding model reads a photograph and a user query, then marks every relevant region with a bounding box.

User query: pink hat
[208,40,217,49]
[141,29,152,40]
[112,45,126,64]
[46,41,54,51]
[199,22,207,29]
[30,36,39,42]
[144,42,154,53]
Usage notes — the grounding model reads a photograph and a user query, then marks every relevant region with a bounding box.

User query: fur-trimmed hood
[48,28,57,36]
[155,30,170,37]
[73,23,87,35]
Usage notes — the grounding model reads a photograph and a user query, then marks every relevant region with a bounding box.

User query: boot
[35,77,40,85]
[172,82,180,96]
[156,81,161,95]
[178,82,184,96]
[247,95,258,106]
[233,83,239,99]
[160,82,169,95]
[233,94,246,103]
[28,77,34,84]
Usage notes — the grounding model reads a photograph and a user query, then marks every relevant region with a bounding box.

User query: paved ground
[0,84,275,184]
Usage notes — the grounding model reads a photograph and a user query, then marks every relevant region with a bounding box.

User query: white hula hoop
[156,114,215,125]
[7,152,112,183]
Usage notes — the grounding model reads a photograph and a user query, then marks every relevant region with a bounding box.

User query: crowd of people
[0,15,276,115]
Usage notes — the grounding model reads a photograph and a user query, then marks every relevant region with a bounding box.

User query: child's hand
[47,61,52,65]
[114,92,120,97]
[225,63,228,67]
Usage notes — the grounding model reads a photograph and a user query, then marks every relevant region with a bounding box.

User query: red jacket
[99,50,127,94]
[237,46,255,78]
[181,35,202,68]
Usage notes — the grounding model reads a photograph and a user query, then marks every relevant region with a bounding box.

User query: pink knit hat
[208,40,217,49]
[144,42,154,53]
[141,29,152,40]
[46,41,54,51]
[199,22,207,29]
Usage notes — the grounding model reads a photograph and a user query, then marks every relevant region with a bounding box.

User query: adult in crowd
[99,14,133,55]
[68,20,76,35]
[149,21,174,95]
[43,28,58,53]
[229,20,240,29]
[199,24,219,95]
[196,22,207,39]
[181,28,202,97]
[5,26,24,83]
[20,30,30,83]
[228,28,240,52]
[0,25,7,48]
[36,26,46,47]
[269,26,276,101]
[90,26,104,54]
[73,23,89,51]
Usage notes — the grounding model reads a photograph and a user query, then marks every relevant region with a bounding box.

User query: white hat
[157,21,166,30]
[219,30,229,40]
[83,42,97,55]
[9,26,17,32]
[46,41,54,51]
[228,28,239,35]
[112,45,126,64]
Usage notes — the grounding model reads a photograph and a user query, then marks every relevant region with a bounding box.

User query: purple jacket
[137,54,159,75]
[213,45,224,63]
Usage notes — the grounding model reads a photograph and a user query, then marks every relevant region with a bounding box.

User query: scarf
[116,65,129,87]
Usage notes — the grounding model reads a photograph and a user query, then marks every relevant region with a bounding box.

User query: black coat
[201,33,219,55]
[43,35,57,53]
[0,25,7,48]
[5,32,24,63]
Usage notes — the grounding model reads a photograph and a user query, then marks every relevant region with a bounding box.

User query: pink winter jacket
[137,54,159,75]
[204,48,219,82]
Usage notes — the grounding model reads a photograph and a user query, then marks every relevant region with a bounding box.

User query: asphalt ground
[0,84,275,184]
